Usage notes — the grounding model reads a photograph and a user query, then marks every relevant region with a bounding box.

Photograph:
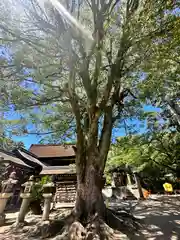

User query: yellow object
[163,182,173,192]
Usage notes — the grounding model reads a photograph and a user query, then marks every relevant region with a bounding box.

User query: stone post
[0,193,13,226]
[16,175,35,223]
[133,172,144,199]
[42,193,52,221]
[0,172,18,226]
[127,173,132,185]
[42,182,56,221]
[126,165,132,186]
[17,193,32,223]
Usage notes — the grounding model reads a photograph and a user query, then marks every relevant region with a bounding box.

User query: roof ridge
[15,147,39,158]
[29,144,76,158]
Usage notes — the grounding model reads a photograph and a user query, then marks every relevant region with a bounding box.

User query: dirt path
[0,195,180,239]
[132,195,180,239]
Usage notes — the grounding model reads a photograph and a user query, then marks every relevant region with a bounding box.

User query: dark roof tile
[29,144,76,158]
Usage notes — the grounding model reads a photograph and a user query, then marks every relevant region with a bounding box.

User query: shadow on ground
[128,196,180,239]
[1,196,180,239]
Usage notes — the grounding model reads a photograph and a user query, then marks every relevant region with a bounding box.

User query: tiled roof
[0,149,33,168]
[18,150,46,167]
[29,144,76,158]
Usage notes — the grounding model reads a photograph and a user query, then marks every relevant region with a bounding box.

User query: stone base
[40,220,51,238]
[0,213,5,226]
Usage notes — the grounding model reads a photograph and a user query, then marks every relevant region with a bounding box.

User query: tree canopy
[108,131,180,172]
[107,130,180,190]
[0,0,179,232]
[0,0,178,142]
[0,133,24,151]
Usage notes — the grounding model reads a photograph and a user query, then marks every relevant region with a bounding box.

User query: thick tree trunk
[74,164,106,224]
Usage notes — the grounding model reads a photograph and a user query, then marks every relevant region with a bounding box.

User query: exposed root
[67,217,136,240]
[106,207,142,234]
[67,211,101,240]
[5,207,141,240]
[52,226,69,240]
[63,207,141,240]
[69,221,86,239]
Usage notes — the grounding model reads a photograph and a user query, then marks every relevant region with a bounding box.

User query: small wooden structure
[40,166,77,203]
[29,144,77,203]
[0,145,77,205]
[0,149,36,208]
[109,166,135,187]
[108,165,144,200]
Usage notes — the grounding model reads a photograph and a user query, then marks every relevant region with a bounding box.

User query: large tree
[139,9,180,130]
[0,111,24,151]
[108,131,180,176]
[0,0,178,237]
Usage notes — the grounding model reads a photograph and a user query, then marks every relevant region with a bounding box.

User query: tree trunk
[74,163,106,224]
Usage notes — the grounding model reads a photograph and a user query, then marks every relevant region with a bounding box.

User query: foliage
[31,182,43,201]
[0,0,179,200]
[107,130,180,189]
[138,7,180,130]
[0,133,24,151]
[0,109,24,151]
[40,175,52,185]
[0,0,177,141]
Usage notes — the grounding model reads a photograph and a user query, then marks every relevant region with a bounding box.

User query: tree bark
[74,161,106,224]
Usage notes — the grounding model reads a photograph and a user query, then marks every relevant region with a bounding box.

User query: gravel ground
[0,195,180,239]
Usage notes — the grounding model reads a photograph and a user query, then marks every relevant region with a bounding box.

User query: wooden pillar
[133,172,144,199]
[127,173,132,185]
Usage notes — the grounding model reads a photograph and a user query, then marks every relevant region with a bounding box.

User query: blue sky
[0,39,162,150]
[0,47,161,150]
[13,134,41,149]
[9,105,161,150]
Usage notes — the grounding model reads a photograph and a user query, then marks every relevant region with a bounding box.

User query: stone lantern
[42,182,56,221]
[16,175,35,224]
[0,172,18,226]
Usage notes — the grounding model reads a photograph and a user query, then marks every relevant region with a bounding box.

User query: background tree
[0,118,24,183]
[107,130,180,191]
[139,8,180,130]
[0,0,178,236]
[0,133,24,151]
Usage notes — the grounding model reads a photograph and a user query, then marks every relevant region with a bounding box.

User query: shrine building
[0,144,77,205]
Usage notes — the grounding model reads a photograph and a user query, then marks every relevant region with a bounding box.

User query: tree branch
[99,106,113,173]
[12,95,69,110]
[67,56,84,148]
[0,24,62,58]
[79,61,93,103]
[150,157,176,173]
